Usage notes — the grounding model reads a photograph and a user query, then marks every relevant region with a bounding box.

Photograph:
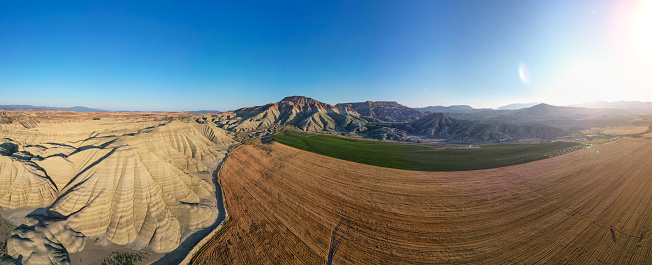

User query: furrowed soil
[191,138,652,264]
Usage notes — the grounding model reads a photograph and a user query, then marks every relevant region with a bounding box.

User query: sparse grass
[273,130,580,171]
[241,137,262,145]
[0,212,16,261]
[0,241,6,260]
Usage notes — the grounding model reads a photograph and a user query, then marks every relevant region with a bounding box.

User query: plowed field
[191,138,652,264]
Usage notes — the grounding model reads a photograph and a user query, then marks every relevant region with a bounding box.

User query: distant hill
[568,101,652,110]
[223,96,367,132]
[0,105,55,112]
[336,101,425,122]
[497,102,542,110]
[187,110,222,113]
[510,103,624,119]
[415,105,475,113]
[0,105,106,112]
[395,112,567,142]
[54,106,107,112]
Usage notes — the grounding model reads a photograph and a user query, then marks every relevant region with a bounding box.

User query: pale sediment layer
[0,115,233,265]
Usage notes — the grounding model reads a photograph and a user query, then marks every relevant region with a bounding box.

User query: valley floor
[191,138,652,264]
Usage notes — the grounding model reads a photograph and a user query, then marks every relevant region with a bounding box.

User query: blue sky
[1,1,651,111]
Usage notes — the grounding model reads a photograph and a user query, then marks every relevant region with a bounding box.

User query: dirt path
[151,149,231,265]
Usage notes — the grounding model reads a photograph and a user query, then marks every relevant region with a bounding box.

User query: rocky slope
[335,101,425,122]
[220,96,367,133]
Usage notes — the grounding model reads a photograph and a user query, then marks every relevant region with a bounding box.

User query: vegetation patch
[100,251,149,265]
[273,130,581,171]
[0,241,6,260]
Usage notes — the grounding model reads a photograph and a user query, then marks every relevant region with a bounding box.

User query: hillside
[221,96,367,132]
[397,112,567,142]
[335,101,425,122]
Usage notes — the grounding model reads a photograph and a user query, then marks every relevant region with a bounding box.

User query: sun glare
[632,0,652,65]
[542,1,652,106]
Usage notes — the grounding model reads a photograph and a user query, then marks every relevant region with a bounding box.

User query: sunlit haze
[1,0,651,111]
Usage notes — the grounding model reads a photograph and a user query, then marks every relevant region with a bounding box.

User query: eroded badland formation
[1,96,652,264]
[0,112,234,264]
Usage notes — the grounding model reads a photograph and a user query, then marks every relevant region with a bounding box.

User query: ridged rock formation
[0,118,232,265]
[221,96,368,132]
[0,140,59,209]
[336,101,426,122]
[403,113,455,137]
[399,113,567,142]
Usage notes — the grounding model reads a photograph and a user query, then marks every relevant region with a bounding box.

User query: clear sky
[1,1,651,111]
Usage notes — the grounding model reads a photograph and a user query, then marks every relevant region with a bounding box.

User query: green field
[272,130,581,171]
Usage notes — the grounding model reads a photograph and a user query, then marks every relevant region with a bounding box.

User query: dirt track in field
[191,138,652,264]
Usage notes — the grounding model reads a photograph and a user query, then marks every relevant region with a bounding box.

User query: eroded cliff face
[0,118,232,265]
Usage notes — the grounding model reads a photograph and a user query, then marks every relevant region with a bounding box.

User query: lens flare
[519,63,530,85]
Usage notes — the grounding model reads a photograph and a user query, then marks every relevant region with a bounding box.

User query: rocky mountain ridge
[336,101,426,122]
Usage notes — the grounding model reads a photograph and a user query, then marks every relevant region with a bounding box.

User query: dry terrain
[602,125,650,135]
[0,111,232,264]
[192,138,652,264]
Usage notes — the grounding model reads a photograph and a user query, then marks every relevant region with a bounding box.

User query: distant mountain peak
[279,96,321,105]
[531,103,553,108]
[497,102,543,110]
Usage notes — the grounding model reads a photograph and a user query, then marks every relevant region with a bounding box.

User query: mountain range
[208,96,581,143]
[0,105,107,112]
[5,97,652,144]
[568,101,652,110]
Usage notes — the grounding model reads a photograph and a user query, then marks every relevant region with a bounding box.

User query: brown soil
[602,125,650,135]
[191,138,652,264]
